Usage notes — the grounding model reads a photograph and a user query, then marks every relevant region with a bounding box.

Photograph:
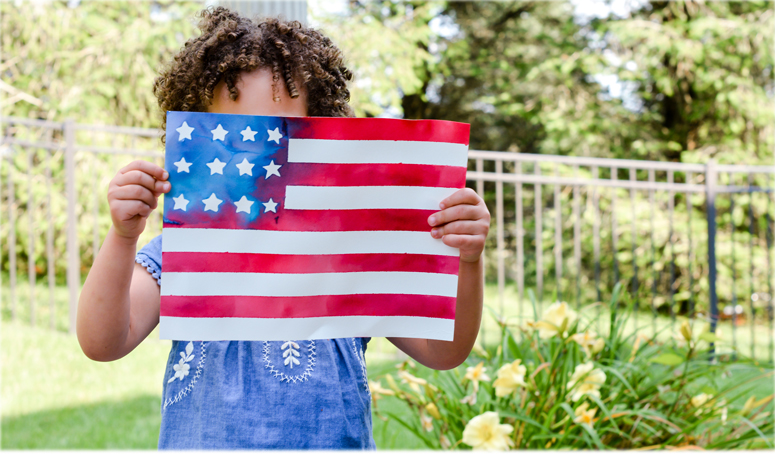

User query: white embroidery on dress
[168,341,195,383]
[351,338,371,396]
[163,342,207,408]
[263,340,315,383]
[281,341,301,368]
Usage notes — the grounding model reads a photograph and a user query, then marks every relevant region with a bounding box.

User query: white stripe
[163,228,459,256]
[160,315,454,341]
[285,186,458,210]
[161,272,458,298]
[288,139,468,167]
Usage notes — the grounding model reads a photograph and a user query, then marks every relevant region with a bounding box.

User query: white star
[267,127,283,144]
[202,193,223,212]
[173,157,193,173]
[206,158,227,175]
[172,194,189,211]
[263,198,279,213]
[211,124,228,141]
[263,160,282,179]
[240,126,258,141]
[234,196,254,214]
[235,158,254,176]
[176,121,194,141]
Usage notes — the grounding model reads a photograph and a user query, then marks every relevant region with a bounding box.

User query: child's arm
[76,161,170,362]
[388,188,489,370]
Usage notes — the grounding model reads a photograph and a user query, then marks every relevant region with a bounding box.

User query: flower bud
[741,396,756,414]
[425,402,442,420]
[385,373,401,394]
[680,320,693,342]
[592,338,605,354]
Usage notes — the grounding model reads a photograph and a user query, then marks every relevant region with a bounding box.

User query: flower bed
[371,285,774,450]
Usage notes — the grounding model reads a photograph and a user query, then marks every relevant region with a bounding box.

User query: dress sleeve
[135,234,163,287]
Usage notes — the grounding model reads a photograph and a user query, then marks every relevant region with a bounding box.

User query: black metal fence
[469,151,773,362]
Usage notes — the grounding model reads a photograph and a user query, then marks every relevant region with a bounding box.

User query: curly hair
[153,6,353,143]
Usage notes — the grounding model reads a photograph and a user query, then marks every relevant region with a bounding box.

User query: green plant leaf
[698,332,720,343]
[650,353,685,366]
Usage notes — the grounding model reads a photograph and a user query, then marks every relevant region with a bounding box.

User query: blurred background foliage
[1,1,200,127]
[319,0,773,164]
[4,0,772,163]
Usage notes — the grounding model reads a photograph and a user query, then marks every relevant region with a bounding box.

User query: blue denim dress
[136,235,375,449]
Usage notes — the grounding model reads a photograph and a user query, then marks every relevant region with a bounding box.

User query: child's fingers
[111,185,159,210]
[119,160,169,182]
[440,233,483,251]
[116,200,154,220]
[114,170,171,194]
[431,220,489,239]
[428,204,487,227]
[438,187,481,210]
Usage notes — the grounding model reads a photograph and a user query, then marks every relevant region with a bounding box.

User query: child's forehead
[209,68,307,118]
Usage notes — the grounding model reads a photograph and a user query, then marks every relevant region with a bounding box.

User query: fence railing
[469,150,774,361]
[2,117,773,362]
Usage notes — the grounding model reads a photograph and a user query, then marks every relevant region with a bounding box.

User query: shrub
[372,285,774,449]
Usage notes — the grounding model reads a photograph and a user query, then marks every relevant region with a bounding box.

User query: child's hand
[428,188,490,263]
[107,161,171,240]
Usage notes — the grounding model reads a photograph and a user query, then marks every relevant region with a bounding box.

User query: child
[76,7,490,449]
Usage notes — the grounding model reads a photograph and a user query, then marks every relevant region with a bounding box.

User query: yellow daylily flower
[533,302,578,339]
[368,380,395,406]
[461,411,514,450]
[460,393,477,405]
[464,361,491,392]
[573,402,597,427]
[571,331,605,357]
[567,362,606,402]
[691,392,711,408]
[398,370,427,393]
[421,413,434,432]
[691,392,712,416]
[493,359,527,397]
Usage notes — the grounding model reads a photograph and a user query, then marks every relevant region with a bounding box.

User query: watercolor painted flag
[160,111,470,341]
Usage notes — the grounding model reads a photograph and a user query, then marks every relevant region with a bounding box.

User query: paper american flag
[160,111,470,341]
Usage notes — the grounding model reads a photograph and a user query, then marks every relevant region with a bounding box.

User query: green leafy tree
[2,0,200,126]
[599,1,774,164]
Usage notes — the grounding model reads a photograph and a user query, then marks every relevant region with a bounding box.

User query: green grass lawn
[1,322,171,448]
[0,322,427,449]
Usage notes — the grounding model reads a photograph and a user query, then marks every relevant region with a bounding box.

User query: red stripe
[287,117,470,145]
[164,208,436,232]
[284,163,466,188]
[161,294,456,319]
[163,252,460,275]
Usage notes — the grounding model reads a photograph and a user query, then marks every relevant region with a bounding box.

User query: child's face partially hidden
[209,68,308,118]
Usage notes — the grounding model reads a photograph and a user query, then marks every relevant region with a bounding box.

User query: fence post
[8,146,17,321]
[706,160,719,358]
[65,119,80,334]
